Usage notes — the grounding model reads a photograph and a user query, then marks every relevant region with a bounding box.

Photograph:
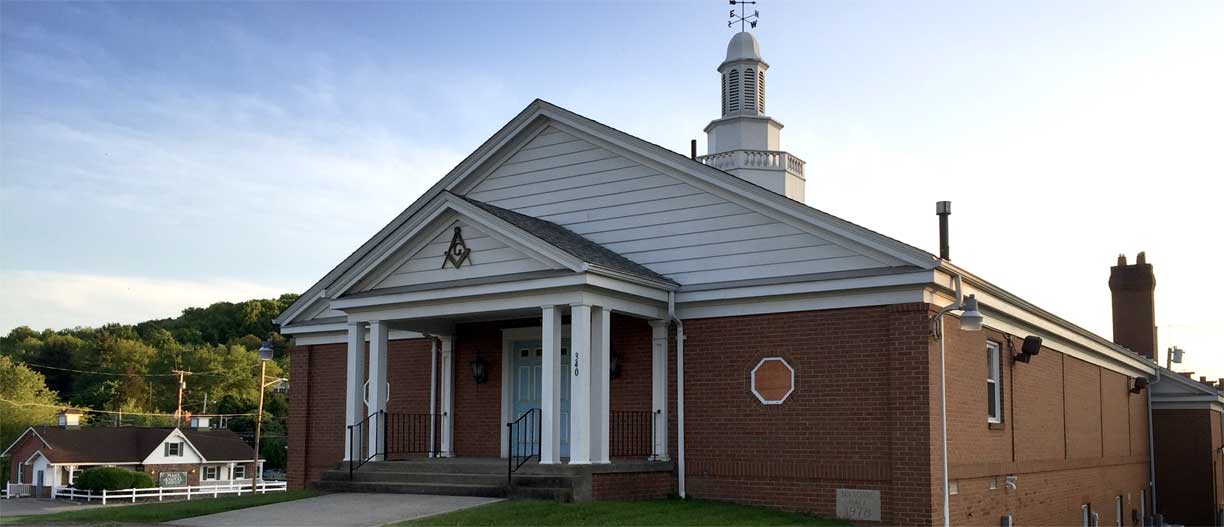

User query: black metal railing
[385,412,439,457]
[506,408,541,486]
[348,410,383,479]
[610,410,656,459]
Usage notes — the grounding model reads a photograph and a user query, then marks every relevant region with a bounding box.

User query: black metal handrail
[385,412,439,457]
[611,410,656,459]
[348,410,383,480]
[506,408,541,486]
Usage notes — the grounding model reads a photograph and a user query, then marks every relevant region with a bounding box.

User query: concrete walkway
[167,493,501,527]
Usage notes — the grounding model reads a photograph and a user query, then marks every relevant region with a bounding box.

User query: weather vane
[728,0,759,32]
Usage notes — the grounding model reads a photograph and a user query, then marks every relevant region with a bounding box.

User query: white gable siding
[366,220,555,291]
[142,430,203,465]
[466,126,894,285]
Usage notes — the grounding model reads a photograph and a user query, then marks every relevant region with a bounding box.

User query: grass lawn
[400,498,850,526]
[0,489,315,525]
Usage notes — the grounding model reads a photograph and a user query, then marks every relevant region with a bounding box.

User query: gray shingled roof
[460,195,676,286]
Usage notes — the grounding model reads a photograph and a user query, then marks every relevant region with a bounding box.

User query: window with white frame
[987,341,1002,423]
[203,466,219,481]
[165,442,183,457]
[232,465,245,479]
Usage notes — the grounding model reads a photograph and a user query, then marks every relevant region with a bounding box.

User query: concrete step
[313,480,507,498]
[321,470,574,488]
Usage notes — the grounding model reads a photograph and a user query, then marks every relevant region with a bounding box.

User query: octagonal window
[751,357,794,404]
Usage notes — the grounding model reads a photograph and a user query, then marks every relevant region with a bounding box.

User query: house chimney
[57,408,82,429]
[1109,252,1157,360]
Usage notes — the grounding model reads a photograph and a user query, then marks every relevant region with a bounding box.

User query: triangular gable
[1,427,50,458]
[328,192,586,297]
[279,100,936,326]
[142,428,205,464]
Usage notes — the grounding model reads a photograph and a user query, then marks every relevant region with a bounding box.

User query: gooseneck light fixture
[931,275,983,527]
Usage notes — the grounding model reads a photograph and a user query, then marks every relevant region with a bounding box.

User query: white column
[367,320,389,461]
[569,303,592,464]
[344,322,366,460]
[650,320,670,461]
[439,336,455,457]
[540,305,562,464]
[590,306,611,464]
[428,338,438,457]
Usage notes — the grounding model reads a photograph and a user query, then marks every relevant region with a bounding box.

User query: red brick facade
[942,323,1150,526]
[1153,408,1221,526]
[591,471,674,500]
[287,303,1151,526]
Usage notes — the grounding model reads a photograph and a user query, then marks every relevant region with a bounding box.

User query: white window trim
[750,357,795,405]
[232,465,246,480]
[166,441,183,457]
[202,466,219,481]
[987,341,1002,424]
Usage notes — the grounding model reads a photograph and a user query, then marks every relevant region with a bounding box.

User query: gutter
[668,291,686,498]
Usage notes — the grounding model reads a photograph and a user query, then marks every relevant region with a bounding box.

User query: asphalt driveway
[0,498,111,518]
[166,493,500,527]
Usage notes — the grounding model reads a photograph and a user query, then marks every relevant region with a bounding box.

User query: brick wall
[678,304,936,525]
[591,470,674,500]
[452,321,509,457]
[943,321,1151,526]
[1153,408,1218,526]
[7,430,41,485]
[609,314,653,458]
[287,342,346,490]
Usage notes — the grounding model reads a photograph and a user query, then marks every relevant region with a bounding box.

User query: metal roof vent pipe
[936,201,951,260]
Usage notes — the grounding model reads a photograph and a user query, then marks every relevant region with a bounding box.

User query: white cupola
[700,31,806,202]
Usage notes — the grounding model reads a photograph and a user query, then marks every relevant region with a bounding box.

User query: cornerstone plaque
[836,488,881,522]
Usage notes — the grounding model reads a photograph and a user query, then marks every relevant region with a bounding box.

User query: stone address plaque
[836,488,881,522]
[751,357,794,404]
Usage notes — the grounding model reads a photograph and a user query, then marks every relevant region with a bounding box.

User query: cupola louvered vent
[727,69,740,113]
[758,70,765,113]
[744,68,756,115]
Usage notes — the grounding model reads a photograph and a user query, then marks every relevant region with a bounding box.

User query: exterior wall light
[959,295,984,331]
[470,355,488,385]
[1130,377,1149,394]
[609,352,622,380]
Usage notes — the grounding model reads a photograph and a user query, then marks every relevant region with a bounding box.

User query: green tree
[0,356,65,480]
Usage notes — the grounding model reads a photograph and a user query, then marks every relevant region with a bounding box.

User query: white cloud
[0,271,291,332]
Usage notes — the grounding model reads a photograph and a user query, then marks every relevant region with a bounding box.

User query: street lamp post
[251,339,274,494]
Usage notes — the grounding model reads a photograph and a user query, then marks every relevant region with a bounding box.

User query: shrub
[75,466,151,492]
[129,471,155,489]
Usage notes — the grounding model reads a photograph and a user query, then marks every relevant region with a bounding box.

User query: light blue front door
[512,339,570,458]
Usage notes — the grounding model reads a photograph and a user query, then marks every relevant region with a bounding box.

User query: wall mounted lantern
[470,353,488,385]
[610,352,622,380]
[1130,377,1149,394]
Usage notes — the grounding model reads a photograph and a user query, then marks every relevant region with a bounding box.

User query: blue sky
[2,1,1221,375]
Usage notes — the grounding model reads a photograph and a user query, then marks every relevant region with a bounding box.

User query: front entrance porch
[336,293,674,476]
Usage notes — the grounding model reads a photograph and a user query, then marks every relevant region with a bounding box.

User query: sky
[1,1,1221,376]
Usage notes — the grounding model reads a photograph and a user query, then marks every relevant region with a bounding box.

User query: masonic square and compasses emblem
[442,227,472,269]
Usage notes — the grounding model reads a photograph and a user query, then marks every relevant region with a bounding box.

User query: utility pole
[172,369,192,427]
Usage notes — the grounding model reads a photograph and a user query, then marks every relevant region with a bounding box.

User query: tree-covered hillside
[0,294,299,476]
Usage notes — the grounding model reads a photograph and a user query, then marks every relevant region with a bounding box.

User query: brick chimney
[1109,252,1157,360]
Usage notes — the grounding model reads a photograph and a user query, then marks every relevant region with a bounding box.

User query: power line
[0,399,256,417]
[21,362,258,377]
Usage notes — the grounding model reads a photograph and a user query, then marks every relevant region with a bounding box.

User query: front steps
[316,458,577,501]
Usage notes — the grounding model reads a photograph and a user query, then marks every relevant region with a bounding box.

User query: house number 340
[573,352,580,376]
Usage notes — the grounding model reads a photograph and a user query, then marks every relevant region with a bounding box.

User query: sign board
[159,471,188,487]
[836,488,881,522]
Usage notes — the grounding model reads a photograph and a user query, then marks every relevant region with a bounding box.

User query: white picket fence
[3,483,32,499]
[52,480,286,504]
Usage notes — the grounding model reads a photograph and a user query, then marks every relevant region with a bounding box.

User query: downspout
[932,275,967,527]
[428,336,439,457]
[1147,367,1160,520]
[668,291,686,498]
